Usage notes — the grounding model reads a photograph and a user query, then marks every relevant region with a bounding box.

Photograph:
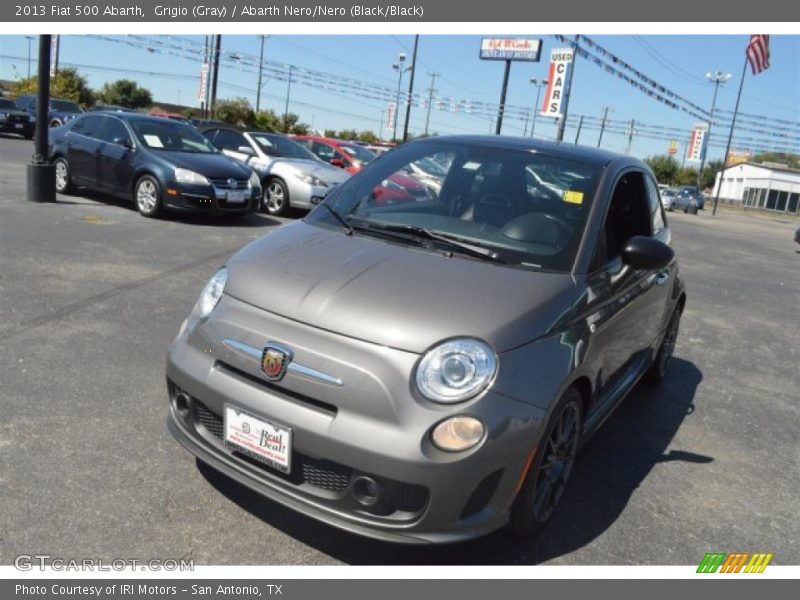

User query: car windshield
[0,98,15,110]
[250,133,318,160]
[50,99,82,113]
[131,120,218,153]
[340,144,375,164]
[313,141,601,272]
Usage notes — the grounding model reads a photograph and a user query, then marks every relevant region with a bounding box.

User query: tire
[53,157,75,194]
[263,177,290,216]
[507,388,583,539]
[134,175,163,218]
[645,307,682,385]
[24,132,34,140]
[49,119,62,128]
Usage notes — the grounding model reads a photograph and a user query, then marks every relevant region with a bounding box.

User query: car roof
[410,135,635,168]
[100,112,193,125]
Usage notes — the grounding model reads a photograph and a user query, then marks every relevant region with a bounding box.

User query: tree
[96,79,152,109]
[323,129,337,138]
[336,129,358,141]
[675,167,699,186]
[290,122,310,135]
[214,97,255,128]
[751,152,800,169]
[699,159,723,191]
[357,130,378,144]
[254,109,281,132]
[12,67,94,107]
[644,155,680,185]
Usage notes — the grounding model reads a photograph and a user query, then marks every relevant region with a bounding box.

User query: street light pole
[402,34,418,142]
[392,53,407,142]
[209,34,221,118]
[574,115,584,144]
[698,70,731,190]
[625,119,636,155]
[26,36,34,78]
[597,106,609,148]
[530,78,548,139]
[495,59,511,135]
[256,35,267,113]
[27,35,56,204]
[424,72,438,136]
[283,65,294,133]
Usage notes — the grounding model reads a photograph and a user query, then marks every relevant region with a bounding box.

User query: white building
[712,162,800,214]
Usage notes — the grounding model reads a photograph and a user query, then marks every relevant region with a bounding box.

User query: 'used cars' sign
[540,48,574,119]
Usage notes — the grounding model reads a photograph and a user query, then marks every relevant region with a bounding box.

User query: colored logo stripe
[697,552,773,573]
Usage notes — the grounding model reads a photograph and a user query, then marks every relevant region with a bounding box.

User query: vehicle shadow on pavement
[198,357,705,565]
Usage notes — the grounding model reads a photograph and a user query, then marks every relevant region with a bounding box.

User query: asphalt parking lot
[1,133,798,566]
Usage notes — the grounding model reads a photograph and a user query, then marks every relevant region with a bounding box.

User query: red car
[293,135,427,204]
[149,110,189,122]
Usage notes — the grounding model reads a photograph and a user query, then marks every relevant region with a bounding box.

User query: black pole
[597,106,609,148]
[713,58,748,216]
[625,119,636,155]
[556,38,578,142]
[27,35,55,204]
[574,115,584,144]
[256,35,265,113]
[209,34,221,118]
[402,34,419,142]
[697,76,723,190]
[531,84,542,138]
[495,59,511,135]
[424,72,437,136]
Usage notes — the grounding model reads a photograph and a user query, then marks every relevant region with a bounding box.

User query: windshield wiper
[349,220,504,263]
[320,203,353,235]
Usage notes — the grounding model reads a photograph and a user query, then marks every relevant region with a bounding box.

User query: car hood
[159,151,251,179]
[224,221,576,354]
[271,159,350,184]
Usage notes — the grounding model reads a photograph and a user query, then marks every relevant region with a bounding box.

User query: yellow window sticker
[563,190,584,205]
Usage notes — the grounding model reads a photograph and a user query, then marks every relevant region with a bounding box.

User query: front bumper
[283,177,340,210]
[166,294,546,543]
[162,180,260,214]
[0,118,34,136]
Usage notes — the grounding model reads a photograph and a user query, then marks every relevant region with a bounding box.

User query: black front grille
[209,177,249,189]
[195,402,224,438]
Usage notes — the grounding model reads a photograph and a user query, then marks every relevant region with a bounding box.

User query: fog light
[174,391,191,420]
[352,476,382,507]
[431,416,485,452]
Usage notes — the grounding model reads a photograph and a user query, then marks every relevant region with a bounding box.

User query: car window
[202,129,219,144]
[645,176,666,234]
[315,141,601,272]
[50,99,83,113]
[250,134,318,160]
[0,98,16,110]
[100,118,131,146]
[214,129,248,151]
[130,120,218,153]
[593,171,653,268]
[340,144,375,165]
[311,141,335,162]
[16,96,34,110]
[74,115,106,139]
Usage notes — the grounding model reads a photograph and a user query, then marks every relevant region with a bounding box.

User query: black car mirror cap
[621,236,675,270]
[237,145,256,156]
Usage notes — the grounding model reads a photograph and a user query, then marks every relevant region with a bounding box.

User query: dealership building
[712,162,800,214]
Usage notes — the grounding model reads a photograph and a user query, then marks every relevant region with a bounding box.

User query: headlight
[431,416,485,452]
[0,113,7,121]
[174,168,210,186]
[415,338,497,403]
[195,267,227,318]
[248,171,261,188]
[293,171,328,188]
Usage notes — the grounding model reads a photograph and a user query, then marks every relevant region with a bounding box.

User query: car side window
[214,129,248,151]
[101,118,131,146]
[644,176,666,234]
[202,129,219,144]
[592,171,653,269]
[78,116,106,140]
[312,142,335,162]
[333,150,349,165]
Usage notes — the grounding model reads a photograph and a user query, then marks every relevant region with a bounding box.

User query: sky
[0,34,798,162]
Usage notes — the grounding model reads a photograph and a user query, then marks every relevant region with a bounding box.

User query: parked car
[49,112,260,218]
[292,135,377,173]
[0,97,35,139]
[88,104,138,113]
[671,189,700,213]
[795,225,800,245]
[15,95,83,128]
[676,185,705,210]
[166,135,685,543]
[149,110,189,122]
[202,127,350,216]
[660,187,678,211]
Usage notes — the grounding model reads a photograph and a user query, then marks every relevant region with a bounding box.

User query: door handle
[654,271,670,286]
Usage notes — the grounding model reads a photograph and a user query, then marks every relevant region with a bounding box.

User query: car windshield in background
[319,142,600,272]
[131,120,218,153]
[340,144,375,164]
[50,99,82,113]
[251,134,318,160]
[0,98,16,110]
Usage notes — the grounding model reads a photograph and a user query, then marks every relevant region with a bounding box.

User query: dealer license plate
[15,123,23,129]
[223,405,292,473]
[226,190,246,203]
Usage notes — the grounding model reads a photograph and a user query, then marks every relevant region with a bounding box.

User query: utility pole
[529,78,548,139]
[283,65,294,133]
[522,113,529,137]
[556,38,578,142]
[25,36,34,78]
[625,119,636,155]
[256,35,268,113]
[27,35,56,204]
[495,59,511,135]
[209,34,221,118]
[713,57,749,216]
[597,107,609,148]
[392,52,408,142]
[402,34,419,142]
[698,71,731,190]
[423,72,438,136]
[574,115,584,144]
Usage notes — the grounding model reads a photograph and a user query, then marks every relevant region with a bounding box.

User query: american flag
[746,35,770,75]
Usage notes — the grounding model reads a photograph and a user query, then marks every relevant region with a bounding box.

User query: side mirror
[114,137,133,149]
[330,158,345,168]
[237,145,256,157]
[621,236,674,270]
